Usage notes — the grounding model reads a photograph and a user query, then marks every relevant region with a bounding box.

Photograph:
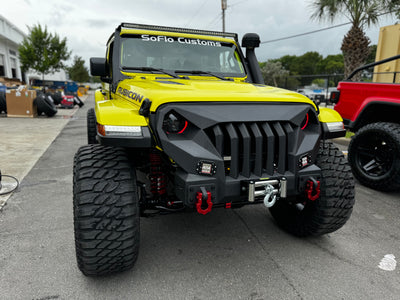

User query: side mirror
[90,57,108,77]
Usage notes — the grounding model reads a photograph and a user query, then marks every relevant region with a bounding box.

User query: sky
[1,0,398,68]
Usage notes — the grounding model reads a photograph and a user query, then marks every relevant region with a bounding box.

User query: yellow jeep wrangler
[73,23,355,276]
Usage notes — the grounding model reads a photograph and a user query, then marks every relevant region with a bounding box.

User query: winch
[246,178,287,208]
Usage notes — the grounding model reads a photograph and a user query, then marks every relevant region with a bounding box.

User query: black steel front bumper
[151,102,322,206]
[174,165,321,207]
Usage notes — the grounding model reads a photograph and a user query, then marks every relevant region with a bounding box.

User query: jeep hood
[116,78,316,111]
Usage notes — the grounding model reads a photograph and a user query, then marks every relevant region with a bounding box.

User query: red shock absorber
[149,151,167,197]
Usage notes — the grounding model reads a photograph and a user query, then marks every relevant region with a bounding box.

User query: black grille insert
[206,122,296,178]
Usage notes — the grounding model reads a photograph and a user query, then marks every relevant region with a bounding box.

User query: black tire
[269,141,355,237]
[348,122,400,191]
[87,108,98,144]
[36,92,58,117]
[73,145,140,276]
[52,91,63,105]
[35,93,45,116]
[74,96,84,107]
[45,92,55,103]
[0,91,6,114]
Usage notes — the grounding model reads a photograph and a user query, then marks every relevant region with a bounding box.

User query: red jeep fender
[353,97,400,122]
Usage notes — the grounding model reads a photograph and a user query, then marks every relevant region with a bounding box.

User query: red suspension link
[149,151,167,197]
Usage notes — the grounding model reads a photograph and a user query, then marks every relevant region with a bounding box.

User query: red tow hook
[305,177,321,201]
[195,187,213,215]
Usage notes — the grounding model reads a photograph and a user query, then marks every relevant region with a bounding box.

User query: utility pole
[221,0,227,32]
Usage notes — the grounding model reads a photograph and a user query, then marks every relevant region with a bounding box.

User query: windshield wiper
[175,70,232,81]
[122,66,180,79]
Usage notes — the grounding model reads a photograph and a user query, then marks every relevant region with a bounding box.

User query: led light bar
[120,23,238,41]
[100,125,142,137]
[325,122,344,132]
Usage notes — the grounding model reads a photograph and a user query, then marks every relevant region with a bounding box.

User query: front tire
[73,145,140,276]
[348,122,400,191]
[87,108,98,144]
[269,141,355,237]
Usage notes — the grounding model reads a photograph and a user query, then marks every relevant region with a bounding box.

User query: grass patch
[345,131,354,138]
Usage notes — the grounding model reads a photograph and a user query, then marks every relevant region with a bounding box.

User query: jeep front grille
[206,122,296,178]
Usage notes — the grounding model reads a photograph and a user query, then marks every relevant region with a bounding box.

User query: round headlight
[163,112,188,134]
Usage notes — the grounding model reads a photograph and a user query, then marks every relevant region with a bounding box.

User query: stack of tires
[1,89,84,117]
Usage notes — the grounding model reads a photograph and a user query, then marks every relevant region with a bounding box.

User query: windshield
[120,34,246,77]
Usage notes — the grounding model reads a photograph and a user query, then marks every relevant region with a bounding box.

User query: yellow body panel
[95,96,148,126]
[97,78,320,126]
[318,107,343,123]
[114,78,317,111]
[94,90,105,102]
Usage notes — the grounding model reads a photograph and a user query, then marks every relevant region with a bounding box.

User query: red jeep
[332,55,400,191]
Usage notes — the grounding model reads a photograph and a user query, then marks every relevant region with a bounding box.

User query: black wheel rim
[354,132,395,178]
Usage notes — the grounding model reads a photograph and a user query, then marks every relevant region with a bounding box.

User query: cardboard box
[6,89,37,118]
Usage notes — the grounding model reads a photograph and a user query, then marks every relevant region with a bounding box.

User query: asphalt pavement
[0,93,399,300]
[0,95,87,208]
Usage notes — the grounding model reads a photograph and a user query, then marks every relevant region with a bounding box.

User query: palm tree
[311,0,398,81]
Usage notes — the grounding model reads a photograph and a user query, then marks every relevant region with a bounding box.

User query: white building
[28,68,68,83]
[0,14,67,85]
[0,14,25,82]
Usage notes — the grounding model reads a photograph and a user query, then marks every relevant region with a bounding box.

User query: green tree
[284,77,301,90]
[277,55,299,74]
[19,24,71,80]
[277,52,324,86]
[311,0,399,81]
[260,61,289,86]
[90,76,102,83]
[297,52,323,75]
[366,44,377,64]
[68,56,90,82]
[388,0,400,20]
[317,54,344,74]
[311,78,326,87]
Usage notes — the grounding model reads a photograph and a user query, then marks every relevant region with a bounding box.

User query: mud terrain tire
[87,108,98,144]
[73,145,140,276]
[269,141,355,237]
[348,122,400,191]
